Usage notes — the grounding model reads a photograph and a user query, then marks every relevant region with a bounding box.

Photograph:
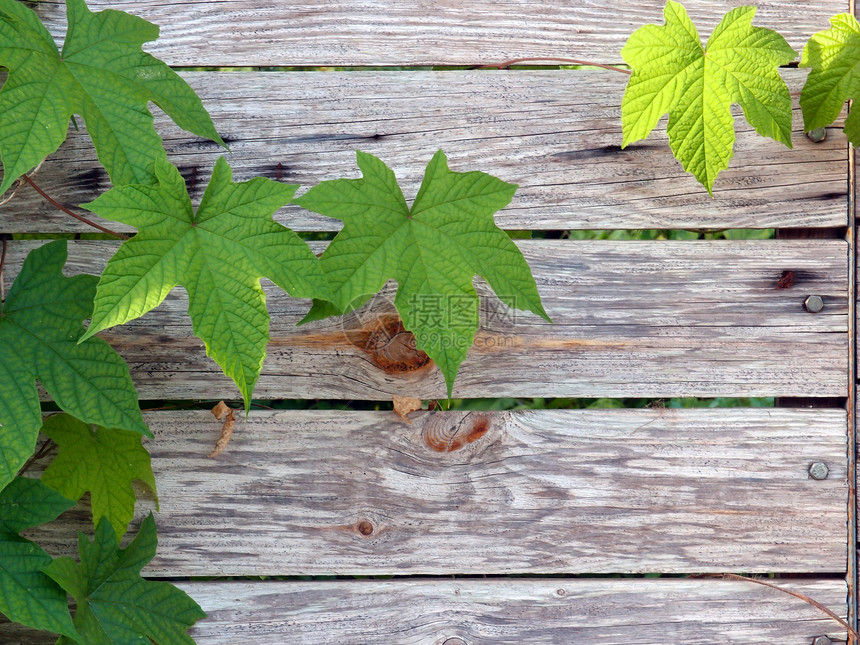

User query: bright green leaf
[800,14,860,143]
[620,1,796,193]
[40,413,157,540]
[0,0,224,195]
[44,515,205,645]
[0,240,148,492]
[79,157,329,409]
[0,477,78,639]
[294,150,549,396]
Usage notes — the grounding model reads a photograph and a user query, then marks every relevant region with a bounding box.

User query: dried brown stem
[478,57,631,75]
[695,573,856,640]
[21,175,130,239]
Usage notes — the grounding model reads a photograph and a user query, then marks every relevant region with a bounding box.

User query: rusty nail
[806,128,827,143]
[357,520,374,536]
[811,636,832,645]
[442,639,467,645]
[803,295,824,313]
[809,462,829,480]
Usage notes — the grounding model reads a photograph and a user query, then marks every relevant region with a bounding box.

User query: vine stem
[694,573,857,639]
[16,439,56,477]
[0,236,7,304]
[21,174,130,240]
[478,57,631,75]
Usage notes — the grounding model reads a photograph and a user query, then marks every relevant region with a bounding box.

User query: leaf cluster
[621,1,860,192]
[0,240,198,642]
[0,1,547,641]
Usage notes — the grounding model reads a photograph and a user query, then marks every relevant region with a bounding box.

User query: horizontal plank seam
[149,573,853,582]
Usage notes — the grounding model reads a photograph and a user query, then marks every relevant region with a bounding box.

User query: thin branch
[16,438,56,477]
[0,160,44,209]
[478,57,631,75]
[21,175,130,239]
[0,236,7,304]
[695,573,857,640]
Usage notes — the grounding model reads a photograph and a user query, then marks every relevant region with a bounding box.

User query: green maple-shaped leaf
[79,157,328,409]
[800,14,860,143]
[44,514,205,645]
[0,0,224,195]
[0,240,148,492]
[0,477,78,639]
[620,1,797,194]
[40,413,157,540]
[294,150,549,396]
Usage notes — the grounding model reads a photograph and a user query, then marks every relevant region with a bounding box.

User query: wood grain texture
[0,71,846,234]
[2,239,847,400]
[32,1,844,67]
[1,578,849,644]
[24,408,849,575]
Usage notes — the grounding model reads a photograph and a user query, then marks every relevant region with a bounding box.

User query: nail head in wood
[806,127,827,143]
[808,462,829,480]
[443,639,467,645]
[803,295,824,313]
[357,520,374,536]
[811,636,832,645]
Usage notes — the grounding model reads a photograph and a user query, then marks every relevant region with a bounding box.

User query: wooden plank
[32,1,845,67]
[24,408,849,575]
[1,578,848,644]
[850,113,859,635]
[0,71,846,234]
[2,239,847,400]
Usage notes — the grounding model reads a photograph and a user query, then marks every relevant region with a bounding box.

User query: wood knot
[357,520,374,536]
[361,317,431,373]
[422,413,491,453]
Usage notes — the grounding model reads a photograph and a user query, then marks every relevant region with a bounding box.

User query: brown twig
[478,57,631,75]
[21,175,130,239]
[695,573,857,640]
[16,439,56,477]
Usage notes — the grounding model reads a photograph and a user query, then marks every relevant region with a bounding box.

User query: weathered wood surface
[24,408,848,575]
[0,71,846,234]
[33,1,844,67]
[1,578,848,644]
[3,239,847,400]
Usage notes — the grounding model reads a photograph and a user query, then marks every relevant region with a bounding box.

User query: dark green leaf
[45,515,205,645]
[0,477,78,639]
[0,240,148,491]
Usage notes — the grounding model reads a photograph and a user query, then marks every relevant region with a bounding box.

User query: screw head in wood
[806,127,827,143]
[811,636,832,645]
[808,462,829,480]
[803,295,824,313]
